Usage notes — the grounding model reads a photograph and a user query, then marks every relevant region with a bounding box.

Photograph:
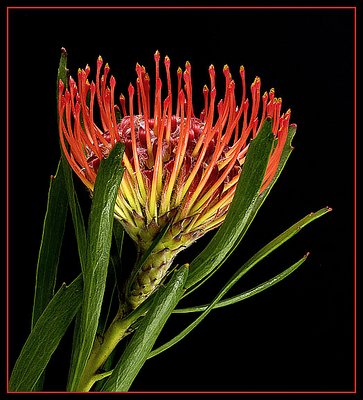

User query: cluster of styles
[58,51,294,309]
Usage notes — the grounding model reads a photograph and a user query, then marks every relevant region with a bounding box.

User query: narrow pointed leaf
[9,275,83,392]
[68,143,125,391]
[57,47,68,96]
[56,48,88,390]
[67,310,82,390]
[149,207,331,358]
[31,47,72,391]
[174,254,308,313]
[242,124,298,239]
[101,265,188,392]
[97,223,125,337]
[113,220,124,260]
[56,47,87,271]
[186,119,274,289]
[31,160,68,328]
[185,124,297,292]
[61,159,87,271]
[111,220,125,297]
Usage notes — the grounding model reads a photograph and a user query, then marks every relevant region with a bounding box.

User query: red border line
[5,5,357,10]
[353,6,357,394]
[6,5,10,393]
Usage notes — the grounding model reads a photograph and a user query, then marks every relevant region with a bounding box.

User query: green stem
[76,308,132,392]
[75,293,155,392]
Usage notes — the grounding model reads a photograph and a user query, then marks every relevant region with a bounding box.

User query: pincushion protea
[58,51,293,308]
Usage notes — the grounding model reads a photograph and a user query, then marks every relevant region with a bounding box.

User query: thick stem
[127,227,200,309]
[128,248,175,309]
[76,307,132,392]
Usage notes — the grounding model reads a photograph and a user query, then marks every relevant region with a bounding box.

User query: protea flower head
[58,51,293,308]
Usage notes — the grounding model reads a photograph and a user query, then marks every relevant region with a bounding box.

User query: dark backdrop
[8,7,355,392]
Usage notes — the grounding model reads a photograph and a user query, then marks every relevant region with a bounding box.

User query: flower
[58,51,292,308]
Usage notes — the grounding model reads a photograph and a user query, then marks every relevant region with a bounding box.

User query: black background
[8,7,355,393]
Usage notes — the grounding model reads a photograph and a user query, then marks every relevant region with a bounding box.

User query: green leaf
[113,220,124,261]
[101,265,188,392]
[57,47,68,92]
[149,207,331,358]
[185,123,297,293]
[97,223,125,338]
[9,275,83,392]
[111,220,125,297]
[61,155,87,272]
[174,253,308,313]
[60,160,87,391]
[55,47,88,390]
[30,47,72,391]
[31,160,68,328]
[31,159,69,391]
[243,124,297,238]
[56,47,87,272]
[67,310,82,390]
[185,119,274,289]
[68,142,125,391]
[98,223,126,338]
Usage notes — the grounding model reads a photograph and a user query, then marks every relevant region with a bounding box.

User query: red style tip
[110,75,116,88]
[128,83,135,96]
[136,63,143,75]
[58,79,64,92]
[64,89,71,102]
[252,76,261,88]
